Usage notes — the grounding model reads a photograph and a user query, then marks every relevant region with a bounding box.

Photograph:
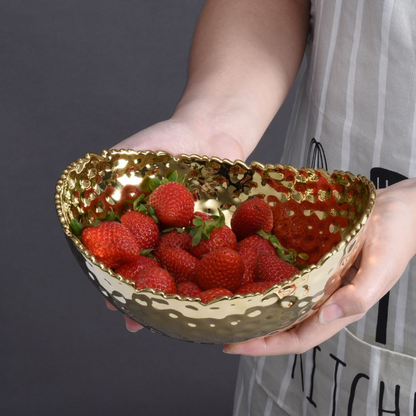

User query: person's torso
[235,1,416,414]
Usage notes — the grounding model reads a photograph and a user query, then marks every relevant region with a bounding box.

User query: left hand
[224,178,416,356]
[106,111,247,333]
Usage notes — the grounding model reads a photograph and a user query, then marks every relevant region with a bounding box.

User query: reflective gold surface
[55,150,376,344]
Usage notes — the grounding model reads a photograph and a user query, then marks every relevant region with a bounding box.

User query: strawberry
[236,234,295,284]
[188,209,237,259]
[120,211,159,250]
[255,253,299,284]
[115,256,159,281]
[236,234,276,256]
[153,230,192,260]
[231,197,273,241]
[81,221,141,269]
[134,266,177,294]
[159,247,199,284]
[237,231,299,268]
[271,200,344,266]
[195,248,244,292]
[148,181,195,228]
[189,225,237,259]
[177,282,202,298]
[199,288,233,304]
[192,211,212,222]
[237,245,258,285]
[235,281,276,295]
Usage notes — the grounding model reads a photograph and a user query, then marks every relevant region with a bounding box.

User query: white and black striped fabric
[234,0,416,414]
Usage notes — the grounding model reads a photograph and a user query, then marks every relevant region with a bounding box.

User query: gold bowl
[55,150,376,344]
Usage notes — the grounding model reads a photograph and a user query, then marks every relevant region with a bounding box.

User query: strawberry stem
[132,194,146,211]
[140,249,155,258]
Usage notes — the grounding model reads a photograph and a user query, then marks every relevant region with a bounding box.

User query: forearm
[173,0,311,159]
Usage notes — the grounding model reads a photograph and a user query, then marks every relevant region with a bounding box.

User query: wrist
[172,92,269,161]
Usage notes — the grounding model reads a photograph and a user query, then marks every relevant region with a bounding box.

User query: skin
[107,0,416,355]
[117,0,310,162]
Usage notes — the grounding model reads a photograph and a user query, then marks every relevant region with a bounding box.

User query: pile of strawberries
[72,173,302,304]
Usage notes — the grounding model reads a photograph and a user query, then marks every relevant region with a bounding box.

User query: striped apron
[234,0,416,414]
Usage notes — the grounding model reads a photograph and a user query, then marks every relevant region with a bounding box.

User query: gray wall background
[1,2,300,415]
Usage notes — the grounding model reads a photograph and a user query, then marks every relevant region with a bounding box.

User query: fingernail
[126,323,137,333]
[319,304,344,324]
[124,317,143,332]
[105,300,117,310]
[223,345,237,354]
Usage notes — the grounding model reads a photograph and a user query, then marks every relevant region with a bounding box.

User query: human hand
[106,110,249,333]
[223,178,416,356]
[112,110,246,161]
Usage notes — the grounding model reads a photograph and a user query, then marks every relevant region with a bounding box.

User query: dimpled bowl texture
[55,150,376,344]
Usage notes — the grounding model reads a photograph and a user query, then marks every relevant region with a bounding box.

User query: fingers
[224,246,403,356]
[104,299,144,332]
[223,305,357,356]
[105,299,118,310]
[124,316,144,332]
[325,240,406,323]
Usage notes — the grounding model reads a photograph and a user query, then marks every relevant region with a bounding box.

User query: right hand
[113,115,246,161]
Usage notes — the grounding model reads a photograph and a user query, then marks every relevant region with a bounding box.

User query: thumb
[319,251,403,325]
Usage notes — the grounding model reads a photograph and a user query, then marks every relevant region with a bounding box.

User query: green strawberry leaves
[161,227,186,234]
[132,193,146,210]
[70,219,86,237]
[188,209,226,246]
[148,170,186,192]
[70,209,118,236]
[132,194,159,223]
[140,249,156,259]
[103,210,118,222]
[257,229,308,266]
[149,177,162,192]
[138,170,187,193]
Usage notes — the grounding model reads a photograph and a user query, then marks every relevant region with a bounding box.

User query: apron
[235,326,416,415]
[233,0,416,414]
